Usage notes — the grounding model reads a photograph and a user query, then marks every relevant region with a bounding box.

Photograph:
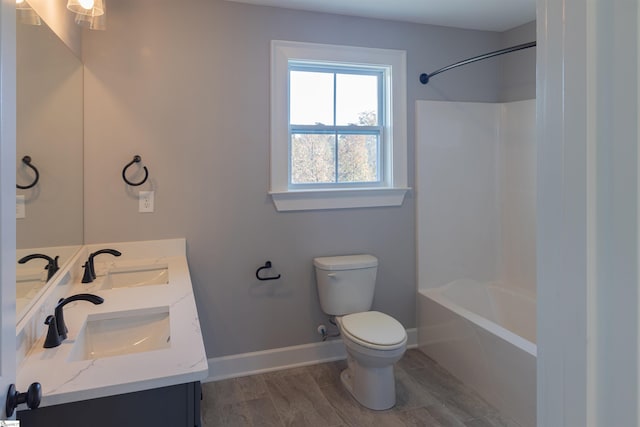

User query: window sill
[269,187,410,211]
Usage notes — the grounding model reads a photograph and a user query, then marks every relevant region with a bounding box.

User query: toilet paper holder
[256,261,281,281]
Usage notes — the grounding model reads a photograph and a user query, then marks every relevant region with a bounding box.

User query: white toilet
[314,254,407,410]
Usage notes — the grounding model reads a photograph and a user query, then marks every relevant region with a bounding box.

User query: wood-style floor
[201,349,521,427]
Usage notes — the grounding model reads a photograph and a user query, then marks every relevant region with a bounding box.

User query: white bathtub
[418,279,536,427]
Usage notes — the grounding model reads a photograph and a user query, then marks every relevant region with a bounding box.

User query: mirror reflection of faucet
[82,249,122,284]
[44,293,104,348]
[18,253,60,281]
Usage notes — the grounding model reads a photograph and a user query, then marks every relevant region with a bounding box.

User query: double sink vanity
[14,8,207,425]
[15,239,208,426]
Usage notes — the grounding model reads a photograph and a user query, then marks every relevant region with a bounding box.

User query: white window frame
[270,40,409,211]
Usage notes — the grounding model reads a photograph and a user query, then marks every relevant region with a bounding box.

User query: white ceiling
[224,0,536,32]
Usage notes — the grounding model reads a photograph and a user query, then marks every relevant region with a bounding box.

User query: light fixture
[16,0,41,26]
[67,0,106,30]
[67,0,105,17]
[74,10,106,30]
[15,0,31,10]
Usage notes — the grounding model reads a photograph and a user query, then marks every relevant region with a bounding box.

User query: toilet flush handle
[328,273,337,278]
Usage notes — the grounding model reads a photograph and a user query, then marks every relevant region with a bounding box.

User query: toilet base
[340,355,397,411]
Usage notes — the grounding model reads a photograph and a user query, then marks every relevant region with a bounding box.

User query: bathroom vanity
[15,239,208,426]
[17,382,202,426]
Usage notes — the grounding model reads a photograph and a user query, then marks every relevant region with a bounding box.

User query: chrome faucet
[18,253,60,281]
[82,248,122,283]
[44,293,104,348]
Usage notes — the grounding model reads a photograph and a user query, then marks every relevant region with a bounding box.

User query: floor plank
[201,349,521,427]
[264,372,344,427]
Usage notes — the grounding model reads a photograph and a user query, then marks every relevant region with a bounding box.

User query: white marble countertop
[16,245,82,322]
[16,239,208,407]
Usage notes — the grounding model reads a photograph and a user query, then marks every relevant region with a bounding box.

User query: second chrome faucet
[82,249,122,284]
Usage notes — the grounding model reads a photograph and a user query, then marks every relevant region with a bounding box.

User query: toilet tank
[313,254,378,316]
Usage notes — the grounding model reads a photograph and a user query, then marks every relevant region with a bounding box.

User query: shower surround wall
[500,101,536,294]
[416,100,536,295]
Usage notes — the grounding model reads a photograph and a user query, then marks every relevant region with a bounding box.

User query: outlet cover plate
[139,191,154,213]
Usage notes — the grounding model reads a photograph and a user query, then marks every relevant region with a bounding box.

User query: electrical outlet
[16,195,25,219]
[139,191,154,213]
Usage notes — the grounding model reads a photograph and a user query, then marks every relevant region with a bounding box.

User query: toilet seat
[339,311,407,351]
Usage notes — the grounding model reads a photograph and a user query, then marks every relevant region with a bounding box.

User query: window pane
[290,71,334,125]
[337,133,379,182]
[336,74,378,126]
[291,133,336,184]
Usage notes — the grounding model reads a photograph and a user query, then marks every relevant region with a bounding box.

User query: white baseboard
[205,328,417,382]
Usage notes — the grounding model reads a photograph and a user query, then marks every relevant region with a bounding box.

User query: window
[270,40,409,211]
[289,65,382,186]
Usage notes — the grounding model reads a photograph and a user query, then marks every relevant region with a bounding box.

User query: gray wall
[82,0,533,358]
[17,20,83,249]
[500,21,536,102]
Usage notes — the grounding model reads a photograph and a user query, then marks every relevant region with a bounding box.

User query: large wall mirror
[16,8,83,322]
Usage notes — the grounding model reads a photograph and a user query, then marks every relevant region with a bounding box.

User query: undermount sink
[69,307,171,361]
[99,264,169,289]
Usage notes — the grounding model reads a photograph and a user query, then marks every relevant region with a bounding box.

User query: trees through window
[289,66,383,186]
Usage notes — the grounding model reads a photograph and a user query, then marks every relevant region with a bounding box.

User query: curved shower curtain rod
[419,41,536,85]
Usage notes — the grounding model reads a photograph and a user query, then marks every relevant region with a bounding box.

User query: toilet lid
[340,311,406,347]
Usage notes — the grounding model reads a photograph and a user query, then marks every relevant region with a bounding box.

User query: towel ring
[256,261,281,281]
[17,156,39,190]
[122,155,149,186]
